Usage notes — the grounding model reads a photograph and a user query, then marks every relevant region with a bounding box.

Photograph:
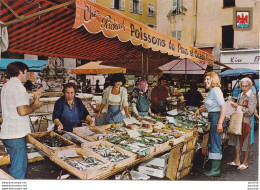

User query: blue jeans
[3,137,28,179]
[208,112,225,160]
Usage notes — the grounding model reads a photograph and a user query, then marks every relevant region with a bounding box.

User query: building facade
[92,0,157,28]
[157,0,260,71]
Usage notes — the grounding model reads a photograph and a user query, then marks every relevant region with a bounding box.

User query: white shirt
[0,77,30,139]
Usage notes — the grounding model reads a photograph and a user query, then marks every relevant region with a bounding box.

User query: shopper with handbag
[227,77,257,170]
[195,72,226,177]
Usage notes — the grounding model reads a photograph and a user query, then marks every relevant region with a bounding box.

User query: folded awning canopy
[0,0,231,75]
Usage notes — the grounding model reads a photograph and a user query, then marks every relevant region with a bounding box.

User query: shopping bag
[227,112,243,135]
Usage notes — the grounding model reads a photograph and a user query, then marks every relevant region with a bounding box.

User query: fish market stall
[26,122,194,180]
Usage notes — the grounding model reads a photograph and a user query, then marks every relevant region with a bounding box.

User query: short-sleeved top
[101,86,128,111]
[0,77,30,139]
[205,87,225,112]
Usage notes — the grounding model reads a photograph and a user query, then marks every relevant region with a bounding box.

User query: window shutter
[173,0,177,13]
[178,0,183,14]
[177,30,182,40]
[172,31,177,38]
[129,0,133,12]
[120,0,125,10]
[111,0,115,8]
[139,0,143,14]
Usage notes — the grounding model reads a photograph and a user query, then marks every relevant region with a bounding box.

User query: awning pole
[141,52,144,79]
[1,0,75,27]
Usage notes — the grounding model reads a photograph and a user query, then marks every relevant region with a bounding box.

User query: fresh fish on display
[36,135,68,147]
[90,144,129,162]
[62,155,105,171]
[91,133,116,140]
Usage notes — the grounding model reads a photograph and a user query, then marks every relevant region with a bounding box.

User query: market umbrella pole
[185,58,187,93]
[141,52,144,79]
[146,54,149,81]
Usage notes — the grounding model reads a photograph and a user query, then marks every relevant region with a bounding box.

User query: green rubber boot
[204,160,221,177]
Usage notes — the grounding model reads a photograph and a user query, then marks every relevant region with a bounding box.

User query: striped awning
[0,0,231,75]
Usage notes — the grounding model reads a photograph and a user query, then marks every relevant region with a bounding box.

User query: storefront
[220,49,260,70]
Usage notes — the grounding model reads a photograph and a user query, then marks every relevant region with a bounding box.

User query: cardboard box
[144,152,170,168]
[138,163,168,178]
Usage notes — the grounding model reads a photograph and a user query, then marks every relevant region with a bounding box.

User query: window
[129,0,143,14]
[111,0,125,10]
[172,0,183,15]
[147,2,155,17]
[222,25,234,49]
[172,30,182,40]
[147,24,156,29]
[223,0,235,8]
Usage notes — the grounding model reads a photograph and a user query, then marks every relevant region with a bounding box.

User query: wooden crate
[73,127,102,141]
[176,165,193,180]
[27,131,76,156]
[166,135,198,180]
[153,141,171,153]
[0,169,13,179]
[165,143,183,180]
[51,147,113,179]
[82,140,137,169]
[0,154,10,166]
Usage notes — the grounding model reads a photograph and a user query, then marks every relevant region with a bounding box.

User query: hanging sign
[73,0,215,65]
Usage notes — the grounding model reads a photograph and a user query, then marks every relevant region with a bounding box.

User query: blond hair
[204,72,221,88]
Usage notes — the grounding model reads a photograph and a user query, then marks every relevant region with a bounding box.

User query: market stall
[0,0,231,180]
[26,117,197,180]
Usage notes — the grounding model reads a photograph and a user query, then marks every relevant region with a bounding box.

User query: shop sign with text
[73,0,215,65]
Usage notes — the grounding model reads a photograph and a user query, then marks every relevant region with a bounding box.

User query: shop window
[222,25,234,49]
[172,0,183,15]
[147,2,155,17]
[223,0,235,8]
[129,0,143,14]
[111,0,125,10]
[172,30,182,40]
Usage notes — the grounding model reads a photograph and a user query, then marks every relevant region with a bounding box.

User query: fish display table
[26,114,198,180]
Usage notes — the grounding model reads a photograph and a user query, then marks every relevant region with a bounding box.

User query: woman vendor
[227,77,257,170]
[131,80,152,119]
[95,73,130,125]
[195,72,226,177]
[53,83,94,132]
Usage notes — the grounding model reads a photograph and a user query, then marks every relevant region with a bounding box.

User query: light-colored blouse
[101,86,129,113]
[205,87,225,112]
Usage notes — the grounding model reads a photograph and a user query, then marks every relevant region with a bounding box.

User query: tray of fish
[134,131,172,152]
[73,126,118,141]
[51,147,112,179]
[27,131,77,157]
[106,133,154,156]
[82,140,136,168]
[103,123,128,134]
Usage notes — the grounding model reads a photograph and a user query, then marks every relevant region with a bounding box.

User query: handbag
[227,112,243,135]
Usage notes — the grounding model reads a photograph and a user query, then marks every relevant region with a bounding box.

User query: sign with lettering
[73,0,215,65]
